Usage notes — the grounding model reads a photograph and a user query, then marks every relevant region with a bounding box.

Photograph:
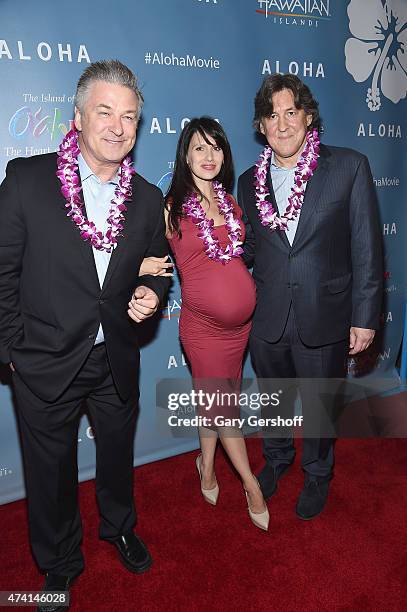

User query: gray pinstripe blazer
[237,144,383,346]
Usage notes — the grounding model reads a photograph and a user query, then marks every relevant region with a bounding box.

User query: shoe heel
[244,476,269,531]
[196,454,219,506]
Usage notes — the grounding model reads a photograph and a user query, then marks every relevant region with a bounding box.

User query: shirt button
[99,299,105,305]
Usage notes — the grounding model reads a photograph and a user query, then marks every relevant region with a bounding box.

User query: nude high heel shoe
[196,454,219,505]
[244,476,269,531]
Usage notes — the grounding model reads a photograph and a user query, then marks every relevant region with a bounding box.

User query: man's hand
[349,327,375,355]
[9,362,15,372]
[128,286,160,323]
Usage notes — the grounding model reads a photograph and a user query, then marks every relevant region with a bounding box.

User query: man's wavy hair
[253,73,323,135]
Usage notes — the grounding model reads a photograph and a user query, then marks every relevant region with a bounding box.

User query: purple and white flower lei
[254,128,320,231]
[183,182,243,264]
[56,129,135,252]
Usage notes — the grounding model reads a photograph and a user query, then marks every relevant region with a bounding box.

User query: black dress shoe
[36,573,72,612]
[257,461,293,500]
[113,532,152,574]
[296,479,330,520]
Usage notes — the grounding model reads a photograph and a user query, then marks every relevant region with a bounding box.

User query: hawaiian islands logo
[345,0,407,111]
[256,0,331,26]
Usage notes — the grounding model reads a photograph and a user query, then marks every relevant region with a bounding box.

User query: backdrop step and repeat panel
[1,0,406,503]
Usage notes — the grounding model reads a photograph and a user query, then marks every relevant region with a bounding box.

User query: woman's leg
[219,428,266,513]
[180,337,219,490]
[198,425,218,489]
[182,333,264,509]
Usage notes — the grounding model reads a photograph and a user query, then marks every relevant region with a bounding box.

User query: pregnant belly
[181,261,256,328]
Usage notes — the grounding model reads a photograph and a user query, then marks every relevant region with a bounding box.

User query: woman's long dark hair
[165,117,234,237]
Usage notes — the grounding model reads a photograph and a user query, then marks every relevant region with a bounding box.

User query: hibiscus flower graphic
[345,0,407,111]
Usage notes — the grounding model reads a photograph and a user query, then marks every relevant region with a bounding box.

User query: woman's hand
[139,255,174,277]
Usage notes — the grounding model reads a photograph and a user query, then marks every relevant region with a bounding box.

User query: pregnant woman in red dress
[141,118,268,530]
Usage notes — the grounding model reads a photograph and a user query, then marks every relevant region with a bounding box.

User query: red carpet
[1,438,406,611]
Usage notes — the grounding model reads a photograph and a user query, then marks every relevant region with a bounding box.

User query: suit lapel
[69,201,101,291]
[101,234,125,292]
[50,158,101,291]
[291,147,330,249]
[101,175,139,292]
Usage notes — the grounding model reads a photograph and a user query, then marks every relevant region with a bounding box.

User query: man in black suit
[238,74,382,520]
[0,60,170,608]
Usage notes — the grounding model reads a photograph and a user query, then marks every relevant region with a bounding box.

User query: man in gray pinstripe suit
[238,74,382,520]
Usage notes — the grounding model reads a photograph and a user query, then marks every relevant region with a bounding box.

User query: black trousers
[249,305,348,481]
[13,343,139,577]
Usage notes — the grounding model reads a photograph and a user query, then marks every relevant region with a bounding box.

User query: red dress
[169,197,256,382]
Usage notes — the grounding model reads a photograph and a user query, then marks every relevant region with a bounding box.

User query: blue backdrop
[1,0,406,503]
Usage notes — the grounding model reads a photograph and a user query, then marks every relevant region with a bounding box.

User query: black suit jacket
[237,144,383,346]
[0,153,170,401]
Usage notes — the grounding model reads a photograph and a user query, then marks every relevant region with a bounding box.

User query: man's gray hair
[75,59,144,120]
